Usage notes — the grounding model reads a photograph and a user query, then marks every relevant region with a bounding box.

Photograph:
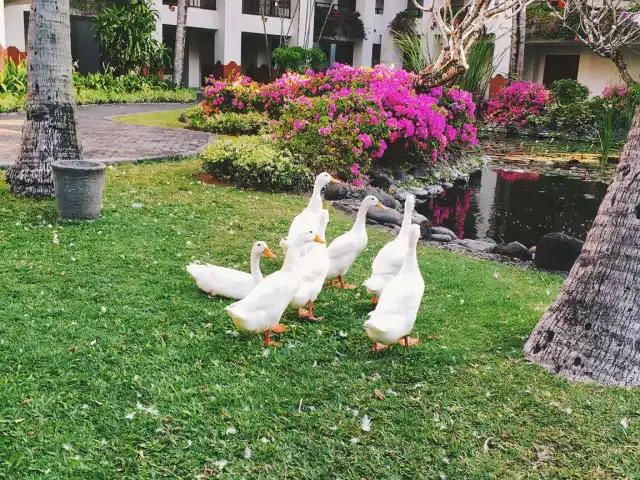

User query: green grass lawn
[112,109,189,129]
[1,160,638,479]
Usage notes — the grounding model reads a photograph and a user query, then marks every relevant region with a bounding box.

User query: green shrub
[201,136,313,192]
[73,88,195,105]
[0,93,25,113]
[549,79,590,104]
[0,59,27,95]
[187,110,268,135]
[532,102,595,134]
[272,47,326,73]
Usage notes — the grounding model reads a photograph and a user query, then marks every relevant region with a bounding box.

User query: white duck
[226,231,324,346]
[280,172,339,254]
[326,195,385,289]
[290,210,330,321]
[364,224,424,351]
[363,194,416,303]
[186,241,277,300]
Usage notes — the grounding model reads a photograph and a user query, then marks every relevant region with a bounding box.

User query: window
[542,54,580,86]
[375,0,384,14]
[372,43,381,66]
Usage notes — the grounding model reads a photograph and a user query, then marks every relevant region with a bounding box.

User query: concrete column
[292,0,316,48]
[380,0,405,67]
[4,5,26,51]
[489,13,512,77]
[188,31,201,88]
[353,0,375,67]
[152,0,163,43]
[214,0,242,76]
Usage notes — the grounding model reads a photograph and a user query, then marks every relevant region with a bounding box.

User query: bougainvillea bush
[198,64,478,181]
[484,81,551,128]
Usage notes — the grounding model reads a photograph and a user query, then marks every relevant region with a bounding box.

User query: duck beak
[376,202,386,209]
[329,177,342,184]
[314,235,326,244]
[264,247,277,259]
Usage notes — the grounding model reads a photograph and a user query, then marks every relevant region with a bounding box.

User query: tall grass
[389,29,433,74]
[454,35,499,104]
[597,103,616,165]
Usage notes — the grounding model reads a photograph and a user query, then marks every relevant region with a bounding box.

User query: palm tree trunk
[5,0,82,198]
[524,106,640,387]
[173,0,188,86]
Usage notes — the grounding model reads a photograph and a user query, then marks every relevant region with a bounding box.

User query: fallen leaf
[373,389,385,400]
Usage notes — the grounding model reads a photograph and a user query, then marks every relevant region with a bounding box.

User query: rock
[408,186,429,198]
[393,170,406,182]
[453,174,469,186]
[534,233,584,271]
[583,194,596,200]
[324,182,350,200]
[364,188,398,209]
[430,234,455,243]
[369,170,394,190]
[366,207,402,226]
[495,241,533,261]
[456,239,496,253]
[412,212,429,225]
[423,226,457,242]
[394,189,409,202]
[179,112,188,124]
[409,165,429,180]
[425,185,444,196]
[481,237,497,245]
[441,182,454,189]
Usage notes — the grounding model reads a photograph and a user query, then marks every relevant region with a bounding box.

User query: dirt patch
[196,172,229,187]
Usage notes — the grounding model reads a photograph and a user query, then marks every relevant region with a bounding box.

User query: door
[542,55,580,86]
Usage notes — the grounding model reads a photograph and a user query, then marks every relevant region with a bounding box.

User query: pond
[414,168,609,247]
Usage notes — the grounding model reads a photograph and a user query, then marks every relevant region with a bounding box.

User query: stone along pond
[415,168,609,248]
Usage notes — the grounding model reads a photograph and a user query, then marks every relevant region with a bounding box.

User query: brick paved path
[0,103,214,167]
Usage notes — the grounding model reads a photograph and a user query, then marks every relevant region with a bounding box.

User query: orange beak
[329,177,342,184]
[376,202,386,209]
[314,235,326,244]
[263,246,277,259]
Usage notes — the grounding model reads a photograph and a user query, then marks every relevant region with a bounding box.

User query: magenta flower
[350,163,360,176]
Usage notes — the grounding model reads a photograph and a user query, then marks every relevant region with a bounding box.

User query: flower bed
[197,64,478,183]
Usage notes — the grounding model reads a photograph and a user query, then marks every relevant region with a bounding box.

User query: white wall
[523,43,640,96]
[4,4,27,50]
[0,0,6,47]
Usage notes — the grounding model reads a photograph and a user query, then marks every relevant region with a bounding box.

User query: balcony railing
[316,1,356,13]
[242,0,292,18]
[163,0,216,10]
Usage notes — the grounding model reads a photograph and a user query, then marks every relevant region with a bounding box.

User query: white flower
[53,231,60,245]
[352,409,359,417]
[361,415,372,432]
[433,412,440,422]
[493,271,499,279]
[101,306,107,314]
[125,412,136,420]
[213,460,228,471]
[546,289,551,296]
[349,437,359,444]
[226,426,237,435]
[260,437,270,443]
[243,447,252,459]
[621,417,630,429]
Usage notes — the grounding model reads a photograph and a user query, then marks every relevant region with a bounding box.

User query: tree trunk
[508,8,526,80]
[524,107,640,387]
[173,0,188,86]
[5,0,82,198]
[611,49,636,86]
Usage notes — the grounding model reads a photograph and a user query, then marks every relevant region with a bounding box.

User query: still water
[414,168,609,247]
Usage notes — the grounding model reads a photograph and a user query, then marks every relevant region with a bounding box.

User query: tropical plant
[0,58,28,95]
[389,29,433,74]
[549,78,590,104]
[454,35,498,104]
[596,102,616,164]
[92,0,161,73]
[271,47,327,73]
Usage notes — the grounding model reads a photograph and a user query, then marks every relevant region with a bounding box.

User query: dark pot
[52,160,107,220]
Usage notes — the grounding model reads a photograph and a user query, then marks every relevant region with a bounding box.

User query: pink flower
[358,134,372,149]
[350,163,360,176]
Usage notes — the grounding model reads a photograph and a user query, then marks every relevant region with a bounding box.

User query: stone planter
[52,160,106,220]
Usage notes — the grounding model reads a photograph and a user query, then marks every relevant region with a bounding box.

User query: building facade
[0,0,635,96]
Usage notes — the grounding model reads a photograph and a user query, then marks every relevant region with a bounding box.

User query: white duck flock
[226,231,324,346]
[364,224,424,351]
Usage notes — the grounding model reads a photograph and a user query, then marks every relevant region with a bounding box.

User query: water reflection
[415,168,608,246]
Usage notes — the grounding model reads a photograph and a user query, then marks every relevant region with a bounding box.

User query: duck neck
[250,250,263,284]
[400,203,413,234]
[401,239,419,274]
[353,204,369,232]
[282,244,301,272]
[308,182,324,212]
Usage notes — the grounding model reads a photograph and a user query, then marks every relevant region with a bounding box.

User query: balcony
[242,0,292,18]
[316,1,356,13]
[163,0,216,10]
[314,1,365,41]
